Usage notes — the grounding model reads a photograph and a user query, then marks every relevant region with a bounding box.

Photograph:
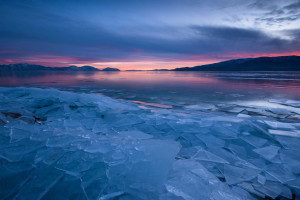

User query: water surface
[1,71,299,108]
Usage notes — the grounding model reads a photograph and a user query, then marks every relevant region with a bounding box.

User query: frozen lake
[0,71,300,200]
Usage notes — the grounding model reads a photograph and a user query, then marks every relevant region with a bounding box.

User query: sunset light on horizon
[1,51,300,70]
[0,0,300,70]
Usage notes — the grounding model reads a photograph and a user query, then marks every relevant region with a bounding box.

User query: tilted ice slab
[0,87,300,200]
[185,98,300,121]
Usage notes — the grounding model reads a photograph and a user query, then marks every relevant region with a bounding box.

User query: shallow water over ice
[0,86,300,200]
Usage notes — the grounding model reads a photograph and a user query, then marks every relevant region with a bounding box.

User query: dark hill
[0,63,101,71]
[173,56,300,71]
[102,67,120,71]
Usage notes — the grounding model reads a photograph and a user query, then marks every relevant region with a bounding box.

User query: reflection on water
[0,71,299,106]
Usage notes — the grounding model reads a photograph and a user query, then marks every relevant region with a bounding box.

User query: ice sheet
[0,87,299,199]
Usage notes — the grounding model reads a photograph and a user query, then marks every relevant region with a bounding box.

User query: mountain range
[173,56,300,71]
[0,63,120,71]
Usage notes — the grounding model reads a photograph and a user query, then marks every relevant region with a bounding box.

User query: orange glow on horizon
[1,52,300,70]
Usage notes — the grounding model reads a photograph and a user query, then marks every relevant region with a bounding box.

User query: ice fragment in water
[223,164,260,185]
[9,128,31,143]
[268,99,300,108]
[34,147,66,165]
[241,134,267,148]
[253,145,280,161]
[119,130,153,139]
[269,129,300,138]
[196,134,226,148]
[185,103,216,110]
[280,149,300,173]
[264,120,295,129]
[108,140,180,196]
[265,164,296,183]
[165,160,245,200]
[83,140,112,154]
[99,191,125,200]
[228,107,245,113]
[15,164,64,200]
[193,148,229,164]
[55,151,97,176]
[257,174,266,185]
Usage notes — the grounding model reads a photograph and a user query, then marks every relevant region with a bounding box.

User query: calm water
[0,71,300,107]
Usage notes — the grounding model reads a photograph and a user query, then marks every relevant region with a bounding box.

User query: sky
[0,0,299,70]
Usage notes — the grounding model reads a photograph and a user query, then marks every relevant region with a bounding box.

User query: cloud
[249,0,300,26]
[284,28,300,41]
[0,0,299,67]
[2,24,298,62]
[189,26,299,54]
[283,1,300,14]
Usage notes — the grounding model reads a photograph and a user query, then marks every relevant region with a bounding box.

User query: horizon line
[1,54,299,71]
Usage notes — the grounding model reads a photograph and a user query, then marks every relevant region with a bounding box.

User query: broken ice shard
[0,87,299,200]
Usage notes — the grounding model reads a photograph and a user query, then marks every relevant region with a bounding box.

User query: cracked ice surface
[0,87,300,200]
